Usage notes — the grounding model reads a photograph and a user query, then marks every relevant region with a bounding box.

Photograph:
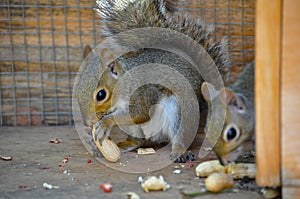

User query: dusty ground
[0,127,262,199]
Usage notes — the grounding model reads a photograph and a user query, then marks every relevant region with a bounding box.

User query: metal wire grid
[0,0,255,126]
[0,0,99,126]
[187,0,255,67]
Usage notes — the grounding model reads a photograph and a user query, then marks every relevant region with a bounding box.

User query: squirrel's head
[93,59,124,120]
[75,45,124,127]
[201,82,254,165]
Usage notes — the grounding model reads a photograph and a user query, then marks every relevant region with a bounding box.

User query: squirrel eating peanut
[75,0,232,163]
[201,61,255,165]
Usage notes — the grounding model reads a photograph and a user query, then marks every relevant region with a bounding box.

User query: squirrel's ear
[100,48,115,66]
[201,82,218,102]
[83,45,92,59]
[100,48,122,79]
[220,88,247,112]
[107,60,122,79]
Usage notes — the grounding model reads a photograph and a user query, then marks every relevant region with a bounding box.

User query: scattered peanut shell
[62,157,69,163]
[195,160,226,177]
[226,162,256,179]
[141,176,170,192]
[92,125,121,163]
[49,138,62,144]
[0,154,13,161]
[137,148,156,155]
[99,182,113,192]
[205,173,234,192]
[137,176,143,184]
[173,169,181,174]
[42,182,59,190]
[126,192,140,199]
[261,188,280,199]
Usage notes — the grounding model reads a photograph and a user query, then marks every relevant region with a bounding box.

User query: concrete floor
[0,127,262,199]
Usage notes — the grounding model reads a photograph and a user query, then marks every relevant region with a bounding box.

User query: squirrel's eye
[96,89,107,102]
[227,128,237,140]
[223,125,240,142]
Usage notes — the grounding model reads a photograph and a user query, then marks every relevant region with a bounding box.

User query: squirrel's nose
[217,155,230,166]
[83,113,99,127]
[84,119,97,127]
[83,119,92,127]
[84,120,97,127]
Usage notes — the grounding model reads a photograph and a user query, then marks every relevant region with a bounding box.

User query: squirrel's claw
[171,150,195,163]
[85,131,103,157]
[92,120,113,146]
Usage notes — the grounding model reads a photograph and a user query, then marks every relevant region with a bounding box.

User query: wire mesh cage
[0,0,255,126]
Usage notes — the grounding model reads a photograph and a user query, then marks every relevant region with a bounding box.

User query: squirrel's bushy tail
[96,0,176,36]
[95,0,231,82]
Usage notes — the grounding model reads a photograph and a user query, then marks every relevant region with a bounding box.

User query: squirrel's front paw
[170,144,183,162]
[93,121,111,144]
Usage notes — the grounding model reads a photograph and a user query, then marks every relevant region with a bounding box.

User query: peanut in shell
[195,160,256,179]
[226,162,256,179]
[92,125,121,163]
[195,160,226,177]
[205,173,234,192]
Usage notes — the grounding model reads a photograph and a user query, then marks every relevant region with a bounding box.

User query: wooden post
[255,0,281,186]
[281,0,300,197]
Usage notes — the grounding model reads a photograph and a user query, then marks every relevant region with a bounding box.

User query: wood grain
[255,0,281,186]
[281,0,300,189]
[282,187,300,199]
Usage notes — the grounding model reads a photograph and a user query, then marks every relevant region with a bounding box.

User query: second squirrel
[201,61,255,165]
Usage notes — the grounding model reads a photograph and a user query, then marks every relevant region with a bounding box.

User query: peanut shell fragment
[141,176,170,192]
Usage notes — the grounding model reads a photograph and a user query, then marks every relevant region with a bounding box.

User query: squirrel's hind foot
[172,150,195,163]
[117,136,154,153]
[170,143,196,163]
[117,140,142,153]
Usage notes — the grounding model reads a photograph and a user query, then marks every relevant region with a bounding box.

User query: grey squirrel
[201,61,255,165]
[75,0,231,162]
